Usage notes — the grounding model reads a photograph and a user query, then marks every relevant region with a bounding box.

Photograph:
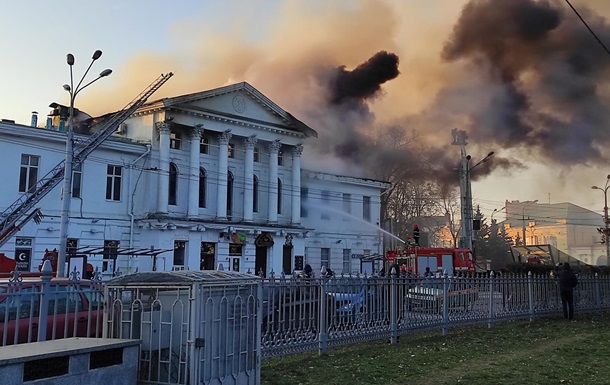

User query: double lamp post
[57,50,112,277]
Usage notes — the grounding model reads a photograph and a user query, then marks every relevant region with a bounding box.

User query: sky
[1,0,610,220]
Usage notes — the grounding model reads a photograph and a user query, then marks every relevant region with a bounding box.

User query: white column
[156,122,171,214]
[216,130,232,220]
[268,140,280,223]
[291,144,303,225]
[187,127,203,218]
[243,135,257,222]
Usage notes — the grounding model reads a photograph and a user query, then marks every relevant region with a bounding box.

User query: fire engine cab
[386,247,476,276]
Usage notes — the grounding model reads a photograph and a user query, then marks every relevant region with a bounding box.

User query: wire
[564,0,610,57]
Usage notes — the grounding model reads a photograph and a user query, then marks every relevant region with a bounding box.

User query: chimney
[45,117,52,129]
[58,119,65,132]
[31,111,38,127]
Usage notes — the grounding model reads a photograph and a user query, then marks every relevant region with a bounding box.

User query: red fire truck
[386,247,477,276]
[0,249,93,279]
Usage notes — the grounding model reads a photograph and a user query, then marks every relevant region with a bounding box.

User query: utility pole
[451,128,494,251]
[592,175,610,266]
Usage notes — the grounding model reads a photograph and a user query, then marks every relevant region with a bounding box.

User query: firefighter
[413,224,420,246]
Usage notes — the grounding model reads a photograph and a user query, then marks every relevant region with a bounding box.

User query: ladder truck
[0,72,174,253]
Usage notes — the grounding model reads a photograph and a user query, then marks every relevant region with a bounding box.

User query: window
[71,163,82,198]
[343,249,351,274]
[105,165,122,201]
[200,137,209,154]
[66,239,78,258]
[174,241,186,267]
[301,187,308,218]
[19,154,39,192]
[277,150,283,166]
[228,143,235,158]
[321,191,330,220]
[342,193,351,221]
[199,168,206,208]
[321,248,330,270]
[170,132,181,150]
[253,147,260,162]
[227,171,234,219]
[253,175,259,213]
[169,163,178,205]
[102,240,119,273]
[277,178,282,214]
[363,196,371,222]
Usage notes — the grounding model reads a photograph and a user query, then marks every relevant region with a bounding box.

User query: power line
[564,0,610,57]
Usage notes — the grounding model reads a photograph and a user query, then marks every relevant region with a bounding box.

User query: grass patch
[262,313,610,385]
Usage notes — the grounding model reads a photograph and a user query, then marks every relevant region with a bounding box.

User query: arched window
[227,171,234,218]
[199,168,206,208]
[253,175,259,213]
[169,162,178,205]
[277,178,282,214]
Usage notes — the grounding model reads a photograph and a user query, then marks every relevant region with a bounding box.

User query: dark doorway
[282,245,293,275]
[255,246,267,277]
[200,242,216,270]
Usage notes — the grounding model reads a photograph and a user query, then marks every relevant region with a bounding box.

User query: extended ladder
[0,72,174,247]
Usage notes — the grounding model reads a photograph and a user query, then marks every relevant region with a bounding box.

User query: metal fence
[259,271,610,358]
[0,264,104,346]
[2,268,610,370]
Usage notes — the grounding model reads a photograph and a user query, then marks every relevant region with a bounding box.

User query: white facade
[0,82,389,278]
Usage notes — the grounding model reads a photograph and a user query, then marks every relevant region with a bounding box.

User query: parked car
[405,277,478,312]
[326,279,381,323]
[0,278,104,345]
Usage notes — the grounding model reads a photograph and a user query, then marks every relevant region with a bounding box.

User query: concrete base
[0,338,139,385]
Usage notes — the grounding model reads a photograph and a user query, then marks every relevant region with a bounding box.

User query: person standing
[558,262,578,320]
[413,224,420,246]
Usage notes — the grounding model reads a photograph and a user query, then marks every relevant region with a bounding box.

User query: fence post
[488,271,495,328]
[256,279,263,385]
[318,277,328,356]
[595,273,602,314]
[390,274,398,343]
[442,274,449,336]
[528,271,534,322]
[38,260,53,342]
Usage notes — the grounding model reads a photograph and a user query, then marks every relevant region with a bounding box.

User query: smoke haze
[75,0,610,192]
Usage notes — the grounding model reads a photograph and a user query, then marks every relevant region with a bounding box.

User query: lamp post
[57,50,112,277]
[591,174,610,267]
[491,206,506,222]
[464,151,494,251]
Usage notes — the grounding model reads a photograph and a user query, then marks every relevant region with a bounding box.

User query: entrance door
[282,245,293,275]
[255,246,267,277]
[200,242,216,270]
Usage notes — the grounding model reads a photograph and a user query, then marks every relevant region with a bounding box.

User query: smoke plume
[75,0,610,193]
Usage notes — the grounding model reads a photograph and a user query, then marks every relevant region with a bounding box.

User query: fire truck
[0,249,95,279]
[386,247,477,276]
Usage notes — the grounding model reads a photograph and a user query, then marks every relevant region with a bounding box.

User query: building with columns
[0,82,390,278]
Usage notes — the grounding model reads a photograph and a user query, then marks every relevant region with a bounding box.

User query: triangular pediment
[145,82,317,137]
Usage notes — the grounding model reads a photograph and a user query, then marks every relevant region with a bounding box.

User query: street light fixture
[591,174,610,267]
[57,50,112,277]
[464,151,494,251]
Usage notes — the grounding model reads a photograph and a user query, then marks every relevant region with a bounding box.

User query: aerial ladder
[0,72,174,248]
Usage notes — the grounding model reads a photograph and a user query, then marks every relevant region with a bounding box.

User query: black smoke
[442,0,610,166]
[328,51,400,104]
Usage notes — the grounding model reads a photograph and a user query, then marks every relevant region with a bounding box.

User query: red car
[0,278,104,346]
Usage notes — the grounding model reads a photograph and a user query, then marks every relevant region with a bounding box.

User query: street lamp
[591,174,610,267]
[57,50,112,277]
[464,151,494,251]
[491,206,506,222]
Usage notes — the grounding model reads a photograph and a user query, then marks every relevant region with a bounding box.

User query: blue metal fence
[259,271,610,358]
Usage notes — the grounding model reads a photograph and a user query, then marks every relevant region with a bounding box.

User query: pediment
[156,82,317,137]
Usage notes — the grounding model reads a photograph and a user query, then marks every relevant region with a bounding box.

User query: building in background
[499,200,606,266]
